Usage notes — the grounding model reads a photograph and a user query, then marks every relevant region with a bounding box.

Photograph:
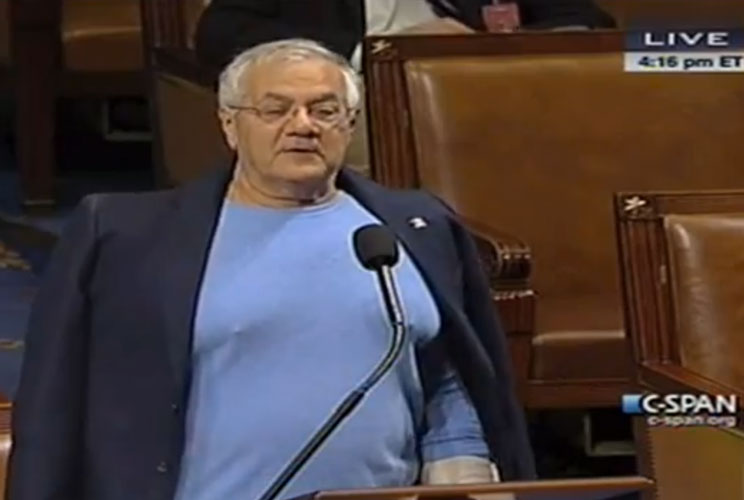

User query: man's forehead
[243,58,346,100]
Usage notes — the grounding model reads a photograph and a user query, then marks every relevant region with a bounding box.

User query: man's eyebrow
[259,92,293,103]
[258,92,342,105]
[307,93,343,104]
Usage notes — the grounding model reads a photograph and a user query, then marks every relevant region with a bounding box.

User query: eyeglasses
[227,99,352,127]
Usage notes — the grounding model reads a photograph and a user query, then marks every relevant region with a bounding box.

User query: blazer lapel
[149,166,233,393]
[339,170,500,392]
[338,170,463,316]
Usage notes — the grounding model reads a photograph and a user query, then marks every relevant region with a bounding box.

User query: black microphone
[256,224,409,500]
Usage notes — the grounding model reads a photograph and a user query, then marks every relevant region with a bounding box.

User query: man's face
[219,58,355,188]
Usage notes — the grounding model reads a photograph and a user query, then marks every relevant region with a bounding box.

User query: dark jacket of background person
[194,0,616,72]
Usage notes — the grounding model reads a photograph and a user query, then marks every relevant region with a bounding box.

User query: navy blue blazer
[7,167,535,500]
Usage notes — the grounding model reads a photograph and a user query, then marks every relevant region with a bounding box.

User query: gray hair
[217,38,361,111]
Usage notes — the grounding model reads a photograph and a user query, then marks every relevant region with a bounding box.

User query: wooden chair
[139,0,230,188]
[11,0,145,205]
[363,31,744,408]
[615,190,744,500]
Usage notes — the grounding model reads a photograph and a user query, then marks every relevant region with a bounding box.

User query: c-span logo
[622,393,738,428]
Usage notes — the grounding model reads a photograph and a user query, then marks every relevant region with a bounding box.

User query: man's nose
[286,106,318,133]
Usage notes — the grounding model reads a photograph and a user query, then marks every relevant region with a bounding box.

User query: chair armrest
[639,363,744,402]
[153,47,217,89]
[464,221,534,402]
[463,218,535,351]
[462,217,532,287]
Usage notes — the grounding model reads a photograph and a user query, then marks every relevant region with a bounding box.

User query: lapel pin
[408,217,428,229]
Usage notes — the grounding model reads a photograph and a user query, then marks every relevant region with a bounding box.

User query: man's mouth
[282,147,321,155]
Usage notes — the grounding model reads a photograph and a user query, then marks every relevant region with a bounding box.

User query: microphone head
[353,224,399,270]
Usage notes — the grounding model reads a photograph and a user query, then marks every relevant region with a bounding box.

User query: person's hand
[421,457,515,500]
[396,17,475,35]
[421,456,498,484]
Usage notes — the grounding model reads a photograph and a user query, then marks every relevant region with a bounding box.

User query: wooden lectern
[291,476,653,500]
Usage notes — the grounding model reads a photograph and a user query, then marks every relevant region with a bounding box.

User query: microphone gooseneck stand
[256,235,407,500]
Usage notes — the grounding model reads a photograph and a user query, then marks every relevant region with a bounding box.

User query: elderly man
[7,39,534,500]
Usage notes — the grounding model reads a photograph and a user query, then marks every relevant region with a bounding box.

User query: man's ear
[218,108,239,151]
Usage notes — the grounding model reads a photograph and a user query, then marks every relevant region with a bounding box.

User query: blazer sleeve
[445,209,537,480]
[6,196,100,500]
[518,0,616,28]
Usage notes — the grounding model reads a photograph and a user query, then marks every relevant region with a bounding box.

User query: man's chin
[278,158,336,180]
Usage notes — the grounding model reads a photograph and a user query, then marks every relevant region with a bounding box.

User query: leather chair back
[62,0,143,72]
[368,33,744,342]
[404,55,744,310]
[664,214,744,390]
